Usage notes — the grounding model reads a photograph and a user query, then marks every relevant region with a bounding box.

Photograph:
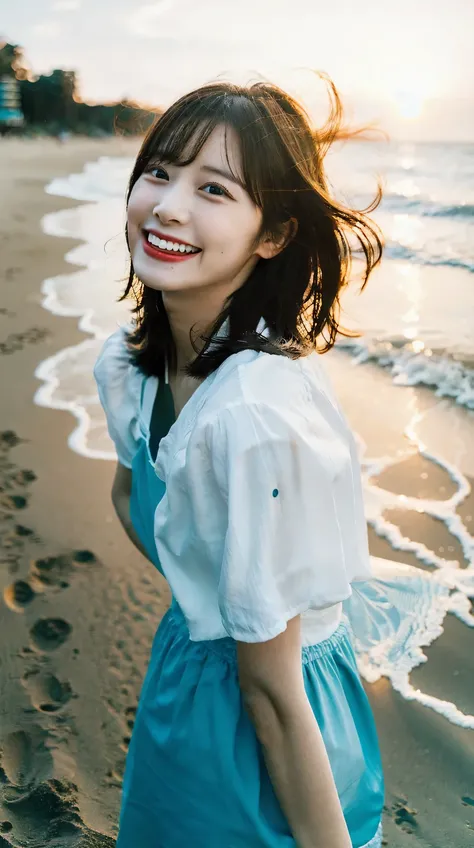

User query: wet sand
[0,137,473,846]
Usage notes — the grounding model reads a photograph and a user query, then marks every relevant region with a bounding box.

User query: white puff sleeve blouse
[93,325,143,468]
[153,350,373,644]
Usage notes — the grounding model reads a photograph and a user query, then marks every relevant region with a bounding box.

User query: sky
[2,0,474,141]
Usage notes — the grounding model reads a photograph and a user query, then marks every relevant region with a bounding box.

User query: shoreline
[0,137,473,846]
[0,136,169,843]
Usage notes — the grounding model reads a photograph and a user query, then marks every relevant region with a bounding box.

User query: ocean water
[37,140,474,728]
[325,141,474,410]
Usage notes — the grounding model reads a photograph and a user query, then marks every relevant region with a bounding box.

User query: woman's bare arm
[237,616,352,848]
[111,462,154,563]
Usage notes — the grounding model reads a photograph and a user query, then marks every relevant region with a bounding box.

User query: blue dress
[116,377,384,848]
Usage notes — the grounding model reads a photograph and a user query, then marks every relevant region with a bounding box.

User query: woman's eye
[202,183,230,198]
[149,167,168,179]
[146,169,230,198]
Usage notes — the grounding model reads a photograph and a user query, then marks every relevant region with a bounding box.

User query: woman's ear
[256,217,298,260]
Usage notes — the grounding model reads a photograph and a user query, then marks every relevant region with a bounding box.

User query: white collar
[164,316,269,384]
[208,315,270,345]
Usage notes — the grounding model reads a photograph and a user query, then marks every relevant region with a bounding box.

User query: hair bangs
[129,85,297,213]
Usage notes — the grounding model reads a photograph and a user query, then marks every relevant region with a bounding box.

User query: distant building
[0,75,24,129]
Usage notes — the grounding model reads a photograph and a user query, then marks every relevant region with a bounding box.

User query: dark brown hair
[120,72,384,380]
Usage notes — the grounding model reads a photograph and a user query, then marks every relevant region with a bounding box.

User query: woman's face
[127,124,271,297]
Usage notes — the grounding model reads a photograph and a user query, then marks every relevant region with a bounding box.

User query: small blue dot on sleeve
[272,488,279,498]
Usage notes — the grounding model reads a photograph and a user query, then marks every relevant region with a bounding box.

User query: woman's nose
[152,185,191,226]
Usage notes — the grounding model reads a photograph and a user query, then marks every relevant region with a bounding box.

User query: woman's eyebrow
[200,165,244,187]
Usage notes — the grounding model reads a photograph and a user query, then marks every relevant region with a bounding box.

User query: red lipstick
[142,230,202,263]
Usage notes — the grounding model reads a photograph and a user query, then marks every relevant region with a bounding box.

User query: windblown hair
[120,72,384,379]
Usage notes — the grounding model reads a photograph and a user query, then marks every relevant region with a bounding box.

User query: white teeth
[147,233,199,253]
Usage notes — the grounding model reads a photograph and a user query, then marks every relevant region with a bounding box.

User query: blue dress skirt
[119,383,385,848]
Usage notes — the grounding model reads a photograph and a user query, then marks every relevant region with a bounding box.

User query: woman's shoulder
[200,348,338,428]
[94,323,142,395]
[93,323,145,467]
[94,322,133,375]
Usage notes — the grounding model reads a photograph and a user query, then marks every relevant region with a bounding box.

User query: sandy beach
[0,137,473,847]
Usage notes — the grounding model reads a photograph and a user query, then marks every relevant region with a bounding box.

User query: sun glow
[387,67,442,120]
[394,90,427,119]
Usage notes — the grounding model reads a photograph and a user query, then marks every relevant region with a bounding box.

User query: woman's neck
[163,290,227,376]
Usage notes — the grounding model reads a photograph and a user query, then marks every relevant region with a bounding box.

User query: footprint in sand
[13,469,36,486]
[390,797,418,834]
[0,431,23,450]
[0,493,28,511]
[3,550,99,613]
[14,524,36,538]
[115,705,138,753]
[121,736,131,753]
[3,580,36,612]
[125,705,136,732]
[0,327,51,356]
[4,266,20,281]
[30,554,77,591]
[0,769,117,847]
[0,432,38,576]
[0,728,85,843]
[72,549,97,564]
[0,769,83,844]
[29,618,72,653]
[22,670,73,713]
[30,550,97,591]
[2,527,38,559]
[0,727,53,799]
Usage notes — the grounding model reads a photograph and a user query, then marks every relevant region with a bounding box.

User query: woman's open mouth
[142,231,202,263]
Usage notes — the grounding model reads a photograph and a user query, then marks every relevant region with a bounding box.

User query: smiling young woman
[94,73,385,848]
